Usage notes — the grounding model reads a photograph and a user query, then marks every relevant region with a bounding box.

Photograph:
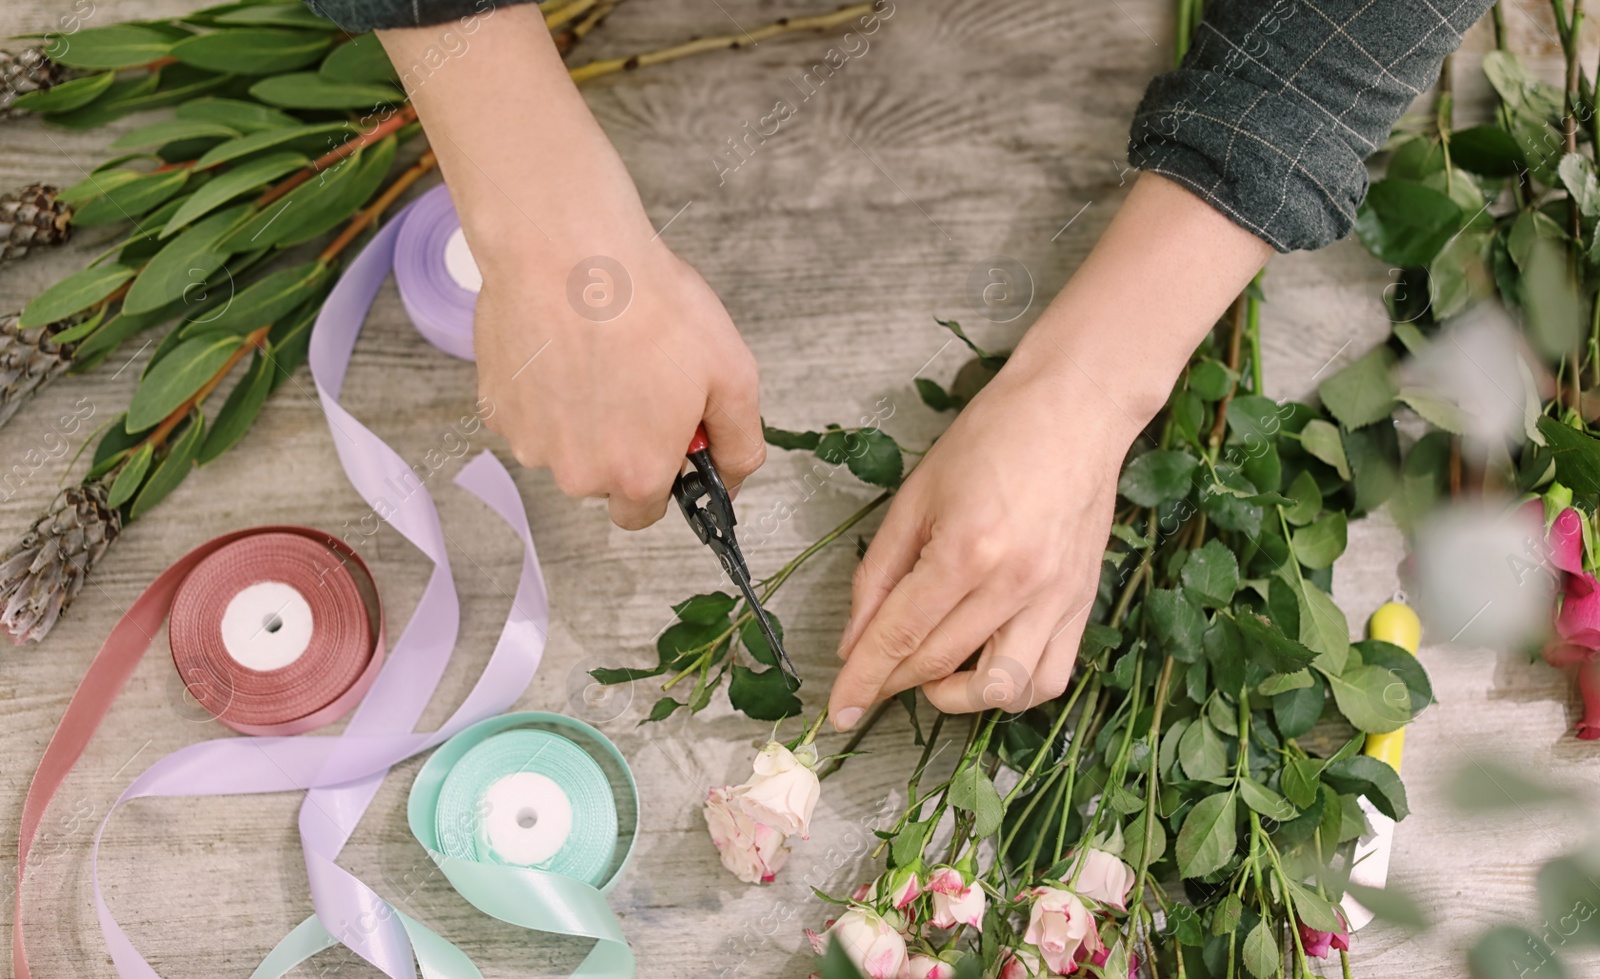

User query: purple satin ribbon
[87,185,548,978]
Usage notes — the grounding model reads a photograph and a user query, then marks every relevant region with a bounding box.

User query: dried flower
[807,908,909,979]
[927,866,985,929]
[735,740,820,838]
[703,785,789,884]
[1022,886,1103,975]
[0,482,120,643]
[1065,848,1135,911]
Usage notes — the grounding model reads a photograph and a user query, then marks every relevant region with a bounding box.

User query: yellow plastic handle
[1361,601,1422,773]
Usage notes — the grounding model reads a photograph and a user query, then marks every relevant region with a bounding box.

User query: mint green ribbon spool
[408,712,638,977]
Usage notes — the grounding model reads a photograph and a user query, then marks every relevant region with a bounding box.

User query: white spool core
[219,581,314,671]
[443,227,483,293]
[482,772,573,866]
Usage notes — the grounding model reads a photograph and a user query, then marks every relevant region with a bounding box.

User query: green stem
[1246,276,1264,396]
[758,490,892,597]
[1131,657,1177,907]
[1002,675,1095,805]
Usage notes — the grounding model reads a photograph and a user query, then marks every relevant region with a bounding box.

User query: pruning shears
[673,424,799,687]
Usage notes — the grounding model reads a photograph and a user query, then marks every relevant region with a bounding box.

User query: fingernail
[833,706,864,731]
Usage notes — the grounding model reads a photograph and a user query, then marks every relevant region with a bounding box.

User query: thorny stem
[568,3,877,83]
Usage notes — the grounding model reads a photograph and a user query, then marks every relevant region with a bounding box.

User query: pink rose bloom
[1023,886,1103,974]
[908,954,956,979]
[1537,508,1600,740]
[807,908,909,979]
[703,785,789,884]
[1066,848,1135,911]
[881,866,922,910]
[1297,913,1351,959]
[926,866,985,928]
[736,741,820,839]
[998,946,1044,979]
[851,881,874,903]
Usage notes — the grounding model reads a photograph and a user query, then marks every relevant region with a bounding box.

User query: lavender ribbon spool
[394,184,480,361]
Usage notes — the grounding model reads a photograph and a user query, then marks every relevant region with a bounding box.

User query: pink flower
[880,866,922,910]
[926,866,985,928]
[1297,911,1351,959]
[703,785,789,884]
[1065,848,1135,911]
[908,954,956,979]
[998,946,1044,979]
[1549,506,1586,574]
[809,908,909,979]
[1022,886,1103,974]
[851,881,874,903]
[1556,571,1600,649]
[736,741,821,839]
[1089,945,1139,978]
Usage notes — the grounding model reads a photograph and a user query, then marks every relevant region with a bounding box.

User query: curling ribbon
[408,713,638,976]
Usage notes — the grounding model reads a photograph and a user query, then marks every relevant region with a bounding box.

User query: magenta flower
[1297,914,1351,959]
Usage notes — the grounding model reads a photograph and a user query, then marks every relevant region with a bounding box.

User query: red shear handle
[687,423,710,456]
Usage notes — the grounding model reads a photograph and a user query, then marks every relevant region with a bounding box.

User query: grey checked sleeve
[1128,0,1495,252]
[303,0,529,33]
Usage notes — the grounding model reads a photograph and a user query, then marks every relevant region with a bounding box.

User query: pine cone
[0,311,78,430]
[0,47,73,119]
[0,482,121,643]
[0,184,72,265]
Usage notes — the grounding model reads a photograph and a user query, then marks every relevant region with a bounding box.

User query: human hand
[827,342,1140,725]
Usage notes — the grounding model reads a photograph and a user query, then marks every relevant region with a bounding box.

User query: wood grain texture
[0,1,1593,977]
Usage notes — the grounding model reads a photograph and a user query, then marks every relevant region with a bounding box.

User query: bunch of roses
[804,848,1140,978]
[1535,502,1600,740]
[702,740,822,883]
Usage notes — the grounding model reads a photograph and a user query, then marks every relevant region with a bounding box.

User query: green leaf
[1355,639,1433,714]
[1446,759,1575,813]
[1146,588,1207,663]
[61,166,144,205]
[1324,664,1413,735]
[1189,360,1235,400]
[1289,880,1344,932]
[1242,920,1276,978]
[1299,419,1351,480]
[172,28,331,74]
[319,33,399,84]
[1537,417,1600,495]
[948,763,1005,839]
[129,411,206,519]
[47,25,174,69]
[762,423,823,451]
[248,72,403,109]
[70,169,192,227]
[20,264,137,328]
[1211,894,1244,936]
[1344,881,1431,932]
[1296,581,1350,674]
[177,97,299,133]
[1318,346,1397,430]
[1121,816,1166,872]
[1354,178,1464,266]
[646,697,682,723]
[673,592,737,623]
[127,334,244,431]
[1282,470,1322,526]
[1536,858,1600,947]
[1449,125,1525,178]
[889,818,930,869]
[1181,539,1239,609]
[225,136,395,248]
[1281,757,1322,809]
[844,428,903,487]
[1468,927,1565,979]
[110,118,242,150]
[1273,676,1326,740]
[1291,512,1347,570]
[588,666,664,685]
[1322,754,1410,821]
[1257,669,1312,696]
[211,3,341,29]
[1561,153,1600,219]
[914,377,954,411]
[1235,612,1318,673]
[1239,777,1297,821]
[199,352,274,464]
[1176,791,1236,878]
[125,203,251,314]
[185,261,327,337]
[728,665,802,721]
[816,430,848,464]
[12,70,115,113]
[740,612,784,667]
[106,443,155,508]
[1118,449,1200,507]
[1397,385,1468,434]
[1179,716,1228,781]
[162,152,306,237]
[196,121,355,170]
[656,619,725,669]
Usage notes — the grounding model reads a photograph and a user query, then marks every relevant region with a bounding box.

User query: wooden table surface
[2,1,1597,976]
